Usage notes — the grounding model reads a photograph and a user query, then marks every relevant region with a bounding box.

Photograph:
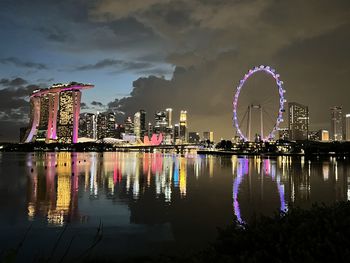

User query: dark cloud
[36,26,68,43]
[93,0,350,139]
[0,57,48,70]
[0,77,47,141]
[76,59,153,72]
[108,17,156,41]
[0,77,28,87]
[1,0,350,140]
[80,102,88,109]
[91,101,105,107]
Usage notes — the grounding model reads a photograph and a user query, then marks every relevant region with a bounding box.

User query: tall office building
[188,132,200,143]
[106,112,116,138]
[23,82,93,143]
[140,110,146,138]
[154,111,167,134]
[330,106,343,141]
[174,123,180,144]
[79,113,96,139]
[345,114,350,141]
[179,110,187,143]
[203,131,214,142]
[166,108,173,128]
[147,122,153,137]
[288,102,309,141]
[97,112,108,139]
[124,116,134,135]
[134,112,141,139]
[116,124,125,139]
[134,110,146,139]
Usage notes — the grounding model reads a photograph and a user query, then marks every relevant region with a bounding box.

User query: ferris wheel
[233,65,286,142]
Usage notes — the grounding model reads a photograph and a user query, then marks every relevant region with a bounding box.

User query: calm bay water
[0,152,349,260]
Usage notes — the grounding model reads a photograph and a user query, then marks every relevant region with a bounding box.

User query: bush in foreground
[117,202,350,263]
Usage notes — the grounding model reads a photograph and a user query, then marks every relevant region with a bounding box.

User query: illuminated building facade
[134,112,141,139]
[166,108,172,128]
[288,102,309,141]
[124,116,134,135]
[23,82,93,143]
[179,110,187,143]
[174,123,180,144]
[97,112,108,139]
[278,128,289,140]
[308,130,319,141]
[133,110,146,140]
[188,132,200,143]
[330,106,343,141]
[345,114,350,141]
[140,110,146,138]
[79,113,97,139]
[154,110,167,134]
[203,131,214,142]
[320,129,330,141]
[107,112,116,138]
[57,91,81,143]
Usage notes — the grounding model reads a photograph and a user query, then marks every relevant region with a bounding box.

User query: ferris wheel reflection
[232,157,287,224]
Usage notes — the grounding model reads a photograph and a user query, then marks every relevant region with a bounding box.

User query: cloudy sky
[0,0,349,141]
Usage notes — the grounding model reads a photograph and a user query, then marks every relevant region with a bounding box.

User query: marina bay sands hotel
[22,82,93,144]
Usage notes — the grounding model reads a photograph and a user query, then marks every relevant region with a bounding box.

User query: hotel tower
[23,82,93,143]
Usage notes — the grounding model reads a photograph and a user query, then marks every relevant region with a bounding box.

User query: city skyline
[1,1,350,141]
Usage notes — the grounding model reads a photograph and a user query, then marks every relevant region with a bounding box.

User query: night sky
[0,0,349,141]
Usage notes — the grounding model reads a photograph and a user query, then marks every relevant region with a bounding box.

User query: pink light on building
[24,82,93,144]
[24,97,41,143]
[143,133,163,146]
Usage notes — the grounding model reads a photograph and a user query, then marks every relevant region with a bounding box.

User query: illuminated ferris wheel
[233,65,286,142]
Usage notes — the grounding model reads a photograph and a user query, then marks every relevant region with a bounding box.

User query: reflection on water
[25,152,196,226]
[232,157,286,223]
[1,152,350,258]
[22,152,350,227]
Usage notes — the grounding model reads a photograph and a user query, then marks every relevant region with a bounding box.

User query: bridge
[112,144,201,153]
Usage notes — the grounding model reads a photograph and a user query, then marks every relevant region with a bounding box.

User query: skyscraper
[106,112,116,138]
[134,110,146,139]
[124,116,134,135]
[140,110,146,138]
[174,123,180,144]
[330,106,343,141]
[345,114,350,141]
[79,113,96,139]
[147,122,153,137]
[154,111,167,134]
[23,82,93,143]
[97,112,108,139]
[203,131,214,142]
[57,90,81,143]
[134,112,141,139]
[189,132,200,143]
[288,102,309,141]
[179,110,187,143]
[166,108,172,128]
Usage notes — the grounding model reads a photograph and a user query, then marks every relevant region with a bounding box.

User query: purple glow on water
[233,158,287,224]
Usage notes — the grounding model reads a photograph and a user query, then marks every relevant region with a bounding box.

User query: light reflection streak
[232,157,287,224]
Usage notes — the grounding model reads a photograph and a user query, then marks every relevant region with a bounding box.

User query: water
[0,152,349,260]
